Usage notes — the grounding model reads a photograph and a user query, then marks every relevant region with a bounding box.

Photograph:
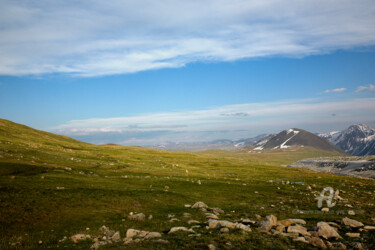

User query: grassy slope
[0,118,374,249]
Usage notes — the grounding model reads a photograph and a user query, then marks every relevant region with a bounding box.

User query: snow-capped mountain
[253,128,342,152]
[319,124,375,156]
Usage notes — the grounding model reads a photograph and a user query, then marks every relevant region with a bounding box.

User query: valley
[1,119,375,249]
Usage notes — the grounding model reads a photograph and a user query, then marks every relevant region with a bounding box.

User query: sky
[0,0,375,146]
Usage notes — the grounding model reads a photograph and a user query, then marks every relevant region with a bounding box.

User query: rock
[183,212,191,218]
[308,237,326,248]
[144,232,162,239]
[293,237,308,243]
[255,214,261,220]
[206,213,219,219]
[331,242,347,249]
[235,223,252,232]
[90,241,107,249]
[321,207,329,212]
[341,217,364,228]
[275,225,285,233]
[211,207,224,214]
[71,234,91,243]
[266,215,277,226]
[187,220,200,225]
[220,228,229,233]
[153,239,169,244]
[258,220,273,232]
[128,213,146,221]
[364,225,375,230]
[126,229,149,239]
[345,232,360,238]
[111,232,121,242]
[38,240,43,245]
[168,227,194,234]
[191,201,208,209]
[347,210,356,215]
[350,242,364,250]
[317,222,342,239]
[148,215,153,220]
[169,218,180,223]
[278,219,306,226]
[287,225,311,236]
[208,244,216,250]
[184,204,191,208]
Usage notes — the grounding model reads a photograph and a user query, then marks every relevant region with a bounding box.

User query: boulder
[341,217,364,228]
[317,222,342,239]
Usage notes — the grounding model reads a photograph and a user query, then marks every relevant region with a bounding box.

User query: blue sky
[0,0,375,145]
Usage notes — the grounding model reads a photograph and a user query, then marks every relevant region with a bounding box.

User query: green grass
[0,118,374,249]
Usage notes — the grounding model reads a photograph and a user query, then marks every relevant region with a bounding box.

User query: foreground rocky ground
[57,199,375,249]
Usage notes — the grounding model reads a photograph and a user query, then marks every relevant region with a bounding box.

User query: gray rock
[191,201,208,209]
[187,220,200,225]
[341,217,364,228]
[128,213,146,221]
[144,232,162,239]
[168,227,194,234]
[258,220,273,232]
[317,222,342,239]
[126,229,149,239]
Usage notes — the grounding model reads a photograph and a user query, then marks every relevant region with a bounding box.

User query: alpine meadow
[1,1,375,249]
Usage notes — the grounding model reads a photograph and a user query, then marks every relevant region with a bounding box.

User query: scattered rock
[347,210,356,216]
[208,243,216,250]
[331,242,347,249]
[191,201,208,209]
[206,213,219,219]
[126,229,149,239]
[278,219,306,227]
[168,227,194,234]
[317,222,342,239]
[187,220,200,225]
[183,212,191,218]
[111,232,121,242]
[71,234,91,243]
[308,237,326,248]
[144,232,162,239]
[345,232,360,238]
[153,239,169,244]
[128,213,146,221]
[287,225,311,236]
[364,225,375,230]
[350,242,364,250]
[169,218,180,223]
[211,207,224,214]
[341,217,364,228]
[148,215,153,220]
[90,241,107,249]
[184,204,191,208]
[293,237,308,243]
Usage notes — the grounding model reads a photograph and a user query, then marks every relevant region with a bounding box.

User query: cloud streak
[53,97,375,145]
[355,84,375,94]
[1,0,375,76]
[323,88,347,94]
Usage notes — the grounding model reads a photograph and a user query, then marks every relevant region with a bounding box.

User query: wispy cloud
[355,84,375,93]
[1,0,375,76]
[53,97,375,145]
[322,88,347,94]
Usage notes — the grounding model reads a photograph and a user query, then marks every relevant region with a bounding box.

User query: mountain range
[319,124,375,156]
[151,124,375,156]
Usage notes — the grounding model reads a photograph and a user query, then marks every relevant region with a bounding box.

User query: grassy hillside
[0,118,374,249]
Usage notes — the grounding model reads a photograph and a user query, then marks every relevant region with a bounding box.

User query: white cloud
[322,88,347,94]
[53,97,375,145]
[1,0,375,76]
[355,84,375,93]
